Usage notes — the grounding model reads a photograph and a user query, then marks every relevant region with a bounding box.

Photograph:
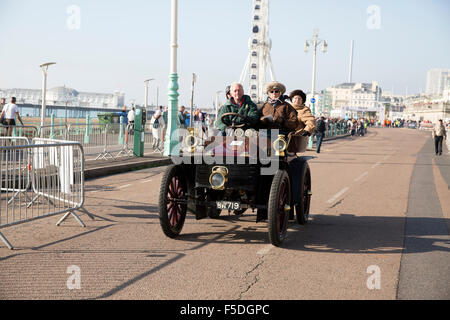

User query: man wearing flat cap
[260,81,298,135]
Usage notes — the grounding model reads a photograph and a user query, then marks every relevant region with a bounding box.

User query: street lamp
[304,29,327,148]
[144,79,154,110]
[40,62,56,127]
[163,0,180,157]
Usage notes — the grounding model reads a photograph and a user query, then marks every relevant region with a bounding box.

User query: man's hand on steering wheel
[220,112,250,129]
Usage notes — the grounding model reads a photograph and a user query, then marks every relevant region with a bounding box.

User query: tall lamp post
[304,29,327,148]
[40,62,56,127]
[144,79,154,110]
[164,0,179,157]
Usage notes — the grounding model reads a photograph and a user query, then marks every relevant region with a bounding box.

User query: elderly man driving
[216,82,259,132]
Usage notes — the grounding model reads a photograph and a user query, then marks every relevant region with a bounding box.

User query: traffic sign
[311,98,316,103]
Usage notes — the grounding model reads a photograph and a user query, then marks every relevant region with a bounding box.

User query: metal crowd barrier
[117,123,134,157]
[0,138,93,250]
[38,124,69,140]
[66,123,137,160]
[0,137,32,206]
[0,125,38,139]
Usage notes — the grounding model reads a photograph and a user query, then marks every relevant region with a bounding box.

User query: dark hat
[289,90,306,103]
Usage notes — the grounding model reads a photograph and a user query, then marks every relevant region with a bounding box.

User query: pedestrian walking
[315,116,326,153]
[128,107,135,126]
[359,118,365,136]
[162,106,168,142]
[432,119,447,156]
[0,97,24,136]
[350,120,356,137]
[150,106,165,152]
[0,98,6,125]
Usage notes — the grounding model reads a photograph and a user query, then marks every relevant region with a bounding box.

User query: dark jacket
[177,111,187,128]
[316,119,326,134]
[260,97,298,132]
[216,95,259,131]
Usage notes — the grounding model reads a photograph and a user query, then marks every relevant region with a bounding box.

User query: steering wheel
[220,112,246,129]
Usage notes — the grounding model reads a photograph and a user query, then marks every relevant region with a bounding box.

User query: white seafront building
[0,86,125,109]
[318,81,383,118]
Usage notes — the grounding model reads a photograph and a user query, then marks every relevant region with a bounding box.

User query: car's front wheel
[267,170,291,246]
[158,165,187,238]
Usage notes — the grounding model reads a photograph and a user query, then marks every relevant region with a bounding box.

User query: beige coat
[292,104,316,134]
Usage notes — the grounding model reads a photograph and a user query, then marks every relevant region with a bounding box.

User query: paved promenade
[0,128,448,300]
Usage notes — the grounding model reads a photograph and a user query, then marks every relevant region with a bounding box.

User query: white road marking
[327,187,349,204]
[371,162,381,169]
[141,179,153,183]
[90,190,100,193]
[117,184,132,189]
[354,171,368,182]
[257,245,273,255]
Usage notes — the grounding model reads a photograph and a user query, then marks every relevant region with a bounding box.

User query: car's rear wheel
[268,170,291,246]
[159,165,187,238]
[207,207,222,219]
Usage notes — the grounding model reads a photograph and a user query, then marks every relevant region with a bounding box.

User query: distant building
[426,69,450,96]
[404,95,450,123]
[0,86,125,109]
[324,81,382,118]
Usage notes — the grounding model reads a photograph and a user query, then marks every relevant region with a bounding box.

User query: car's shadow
[178,213,450,255]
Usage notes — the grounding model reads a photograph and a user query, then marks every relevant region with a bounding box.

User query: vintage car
[158,112,312,246]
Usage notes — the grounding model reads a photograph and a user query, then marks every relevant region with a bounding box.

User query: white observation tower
[239,0,276,103]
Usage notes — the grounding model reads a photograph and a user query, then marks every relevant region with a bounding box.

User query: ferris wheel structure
[239,0,276,103]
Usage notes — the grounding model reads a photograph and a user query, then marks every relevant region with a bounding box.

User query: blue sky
[1,0,449,108]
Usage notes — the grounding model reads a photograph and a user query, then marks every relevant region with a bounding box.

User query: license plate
[216,201,241,210]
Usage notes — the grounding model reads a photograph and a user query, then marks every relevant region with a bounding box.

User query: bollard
[84,115,91,144]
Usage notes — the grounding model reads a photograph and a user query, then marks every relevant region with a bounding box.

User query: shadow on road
[171,213,449,255]
[283,214,450,254]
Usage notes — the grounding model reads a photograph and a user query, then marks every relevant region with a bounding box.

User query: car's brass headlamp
[209,166,229,190]
[272,134,287,156]
[185,128,199,153]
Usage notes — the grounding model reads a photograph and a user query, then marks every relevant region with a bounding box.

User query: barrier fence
[38,124,68,140]
[0,125,38,139]
[0,138,92,249]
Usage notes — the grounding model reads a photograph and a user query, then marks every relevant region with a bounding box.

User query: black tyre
[207,207,222,219]
[158,165,187,238]
[296,162,312,225]
[267,170,291,246]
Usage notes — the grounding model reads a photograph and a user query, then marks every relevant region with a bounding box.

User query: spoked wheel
[268,170,291,246]
[159,165,187,238]
[296,162,311,225]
